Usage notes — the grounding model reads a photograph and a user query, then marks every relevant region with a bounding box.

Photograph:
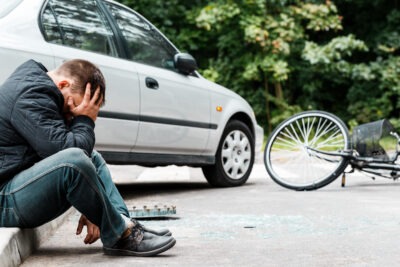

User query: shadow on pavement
[345,181,400,188]
[32,246,176,258]
[116,181,258,198]
[32,246,102,256]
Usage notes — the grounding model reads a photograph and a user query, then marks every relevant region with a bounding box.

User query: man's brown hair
[56,59,106,106]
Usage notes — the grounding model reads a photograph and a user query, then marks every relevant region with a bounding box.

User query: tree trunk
[264,80,272,133]
[274,82,283,102]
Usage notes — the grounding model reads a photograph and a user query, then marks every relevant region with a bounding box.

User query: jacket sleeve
[10,87,95,158]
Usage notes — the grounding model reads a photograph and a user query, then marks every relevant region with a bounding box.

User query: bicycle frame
[306,146,400,178]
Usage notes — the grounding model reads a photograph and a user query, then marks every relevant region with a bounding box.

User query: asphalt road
[21,164,400,266]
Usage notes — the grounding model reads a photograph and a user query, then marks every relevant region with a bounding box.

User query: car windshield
[0,0,23,18]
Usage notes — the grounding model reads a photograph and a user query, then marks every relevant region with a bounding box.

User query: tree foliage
[117,0,400,132]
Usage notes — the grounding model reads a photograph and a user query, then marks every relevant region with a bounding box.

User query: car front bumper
[254,124,264,164]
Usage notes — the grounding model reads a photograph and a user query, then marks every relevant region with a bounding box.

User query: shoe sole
[163,231,172,236]
[103,238,176,257]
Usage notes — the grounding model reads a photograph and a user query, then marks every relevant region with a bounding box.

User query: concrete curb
[0,208,74,267]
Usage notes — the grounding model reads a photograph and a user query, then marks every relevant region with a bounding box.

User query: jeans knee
[63,147,88,157]
[91,150,106,165]
[58,148,93,172]
[55,149,99,186]
[62,147,89,159]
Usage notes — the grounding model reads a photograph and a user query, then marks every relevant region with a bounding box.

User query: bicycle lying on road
[264,110,400,191]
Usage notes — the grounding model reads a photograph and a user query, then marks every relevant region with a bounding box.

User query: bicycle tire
[264,110,350,191]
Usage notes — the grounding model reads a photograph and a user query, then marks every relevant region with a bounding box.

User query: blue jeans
[0,148,128,247]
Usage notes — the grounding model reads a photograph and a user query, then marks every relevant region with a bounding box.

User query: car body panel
[134,62,211,154]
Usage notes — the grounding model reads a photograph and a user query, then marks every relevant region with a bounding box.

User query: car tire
[202,120,255,187]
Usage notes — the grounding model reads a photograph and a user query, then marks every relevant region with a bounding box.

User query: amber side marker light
[216,106,223,112]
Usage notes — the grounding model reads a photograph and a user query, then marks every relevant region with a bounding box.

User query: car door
[105,2,211,155]
[40,0,140,152]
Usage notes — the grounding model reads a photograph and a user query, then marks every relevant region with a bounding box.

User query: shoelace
[131,225,144,243]
[130,218,145,232]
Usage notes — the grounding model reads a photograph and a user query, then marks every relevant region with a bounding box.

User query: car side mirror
[174,53,198,75]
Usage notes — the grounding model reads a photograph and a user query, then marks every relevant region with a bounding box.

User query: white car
[0,0,264,187]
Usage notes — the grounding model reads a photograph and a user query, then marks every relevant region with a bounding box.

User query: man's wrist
[72,115,96,128]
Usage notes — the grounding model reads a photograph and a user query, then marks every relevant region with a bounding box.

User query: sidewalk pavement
[0,208,74,267]
[0,163,201,267]
[0,162,265,267]
[19,162,400,266]
[0,164,202,267]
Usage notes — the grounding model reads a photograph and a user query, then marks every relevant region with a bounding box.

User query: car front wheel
[202,120,254,187]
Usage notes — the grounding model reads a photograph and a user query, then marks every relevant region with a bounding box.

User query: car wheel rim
[221,130,252,180]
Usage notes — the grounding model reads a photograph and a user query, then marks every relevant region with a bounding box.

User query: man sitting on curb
[0,59,176,256]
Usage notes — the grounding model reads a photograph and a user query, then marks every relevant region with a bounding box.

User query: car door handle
[145,77,159,89]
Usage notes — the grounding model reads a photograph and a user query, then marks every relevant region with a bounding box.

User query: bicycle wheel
[264,111,350,190]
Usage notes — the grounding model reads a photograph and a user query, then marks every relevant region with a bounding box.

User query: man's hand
[76,214,100,245]
[67,83,103,121]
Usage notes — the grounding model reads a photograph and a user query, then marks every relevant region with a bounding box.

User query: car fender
[200,80,259,156]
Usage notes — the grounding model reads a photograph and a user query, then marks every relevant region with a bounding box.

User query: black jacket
[0,60,95,184]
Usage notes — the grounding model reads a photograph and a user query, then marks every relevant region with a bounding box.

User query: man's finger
[88,232,98,244]
[96,93,104,107]
[83,83,92,102]
[90,87,101,105]
[67,97,75,111]
[95,228,100,242]
[76,219,84,235]
[85,226,94,244]
[90,231,100,244]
